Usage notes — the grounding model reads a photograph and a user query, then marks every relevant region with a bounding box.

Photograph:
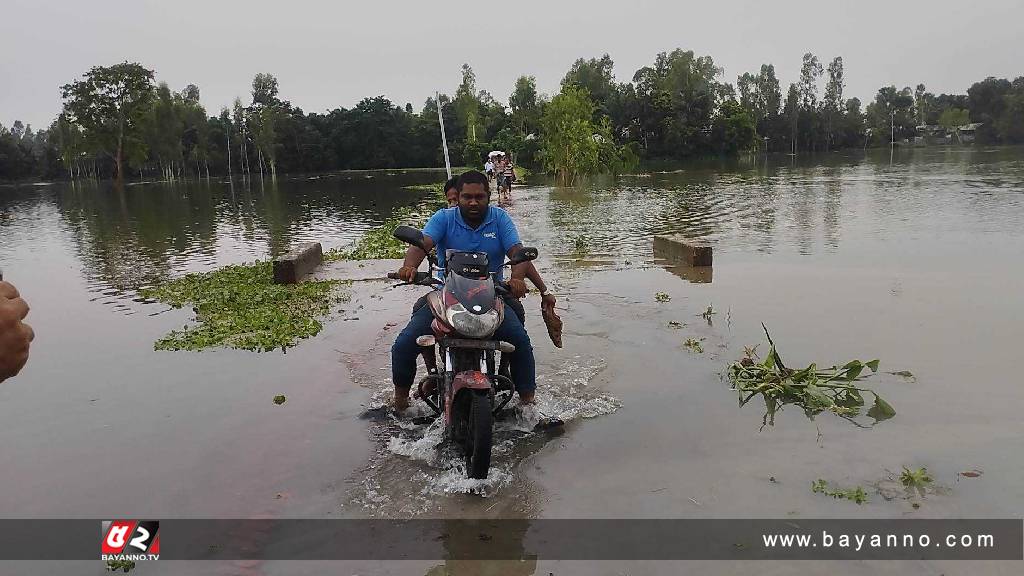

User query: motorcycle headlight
[446,303,501,338]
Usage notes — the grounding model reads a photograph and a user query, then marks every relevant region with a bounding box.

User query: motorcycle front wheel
[465,392,493,479]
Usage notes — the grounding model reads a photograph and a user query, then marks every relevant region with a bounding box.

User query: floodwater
[1,148,1023,575]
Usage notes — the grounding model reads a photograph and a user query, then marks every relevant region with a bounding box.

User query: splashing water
[348,356,619,516]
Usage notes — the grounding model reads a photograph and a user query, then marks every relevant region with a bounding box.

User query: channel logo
[101,520,160,561]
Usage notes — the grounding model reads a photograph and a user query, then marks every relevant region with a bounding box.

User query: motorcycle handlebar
[388,271,438,286]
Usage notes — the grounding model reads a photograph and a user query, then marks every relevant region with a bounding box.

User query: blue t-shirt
[422,206,521,280]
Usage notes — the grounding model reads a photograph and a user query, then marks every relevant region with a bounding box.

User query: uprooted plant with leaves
[727,325,895,428]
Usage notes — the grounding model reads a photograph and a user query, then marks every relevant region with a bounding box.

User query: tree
[823,57,845,149]
[249,73,283,178]
[739,64,783,149]
[967,77,1012,142]
[509,75,540,135]
[865,86,915,145]
[630,49,725,158]
[711,100,756,154]
[60,62,155,182]
[913,83,936,126]
[454,64,480,142]
[783,83,800,153]
[757,65,782,119]
[251,73,280,107]
[232,98,250,176]
[561,54,617,119]
[540,86,626,185]
[798,53,823,110]
[938,107,970,139]
[996,82,1024,143]
[51,113,84,178]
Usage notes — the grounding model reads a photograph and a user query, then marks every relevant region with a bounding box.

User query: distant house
[957,123,983,143]
[914,125,951,145]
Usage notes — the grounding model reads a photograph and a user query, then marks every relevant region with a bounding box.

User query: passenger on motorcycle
[392,171,538,411]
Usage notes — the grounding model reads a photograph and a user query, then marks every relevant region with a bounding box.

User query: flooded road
[1,148,1023,574]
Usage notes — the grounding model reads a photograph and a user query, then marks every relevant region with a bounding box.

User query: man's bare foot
[517,391,535,405]
[394,390,410,412]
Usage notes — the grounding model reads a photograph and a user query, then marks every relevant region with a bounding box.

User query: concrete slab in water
[273,242,323,284]
[653,234,713,267]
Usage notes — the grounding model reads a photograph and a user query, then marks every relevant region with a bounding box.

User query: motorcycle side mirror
[508,247,538,265]
[393,225,426,250]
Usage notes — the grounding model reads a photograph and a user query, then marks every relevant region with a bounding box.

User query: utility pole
[437,92,452,179]
[890,109,896,164]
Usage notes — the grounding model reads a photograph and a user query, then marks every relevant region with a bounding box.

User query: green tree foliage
[8,57,1024,183]
[509,75,541,136]
[823,57,845,149]
[561,54,617,120]
[798,53,823,110]
[541,87,599,184]
[711,100,756,154]
[865,86,916,145]
[968,76,1017,143]
[540,86,632,185]
[629,49,726,158]
[60,62,155,182]
[997,80,1024,143]
[454,64,480,142]
[938,108,970,133]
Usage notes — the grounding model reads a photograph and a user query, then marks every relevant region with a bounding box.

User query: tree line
[2,50,1023,182]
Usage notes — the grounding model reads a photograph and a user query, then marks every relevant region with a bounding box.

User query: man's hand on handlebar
[397,266,418,283]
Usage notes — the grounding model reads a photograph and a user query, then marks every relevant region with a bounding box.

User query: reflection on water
[1,173,439,307]
[525,147,1024,268]
[3,148,1022,300]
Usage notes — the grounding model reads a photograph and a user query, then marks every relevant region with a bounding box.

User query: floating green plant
[812,479,868,504]
[140,261,345,353]
[683,338,705,353]
[726,325,894,427]
[900,467,933,496]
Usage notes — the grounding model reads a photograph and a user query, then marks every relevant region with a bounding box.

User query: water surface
[1,148,1022,575]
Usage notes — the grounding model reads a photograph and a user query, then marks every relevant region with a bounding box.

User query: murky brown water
[1,148,1023,575]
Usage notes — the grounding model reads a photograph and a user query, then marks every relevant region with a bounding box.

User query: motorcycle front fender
[445,370,491,424]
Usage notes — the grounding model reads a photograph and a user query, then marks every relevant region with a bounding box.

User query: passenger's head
[443,176,459,207]
[456,170,490,220]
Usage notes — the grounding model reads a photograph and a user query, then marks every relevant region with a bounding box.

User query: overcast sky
[3,0,1022,129]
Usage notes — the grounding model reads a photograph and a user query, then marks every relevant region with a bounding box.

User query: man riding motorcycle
[391,170,544,411]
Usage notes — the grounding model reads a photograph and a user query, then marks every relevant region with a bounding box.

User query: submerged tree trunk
[226,130,232,180]
[115,139,124,184]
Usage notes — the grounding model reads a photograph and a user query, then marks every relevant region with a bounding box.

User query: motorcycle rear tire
[466,393,493,479]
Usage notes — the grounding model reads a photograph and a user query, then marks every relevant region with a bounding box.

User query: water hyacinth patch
[140,260,346,352]
[324,207,435,262]
[727,325,894,428]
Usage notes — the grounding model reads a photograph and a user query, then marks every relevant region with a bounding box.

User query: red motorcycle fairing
[445,370,491,423]
[431,317,451,336]
[426,290,445,319]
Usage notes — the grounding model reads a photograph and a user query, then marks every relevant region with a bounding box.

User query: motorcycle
[387,225,538,479]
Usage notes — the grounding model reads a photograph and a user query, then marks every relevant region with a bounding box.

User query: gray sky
[3,0,1022,129]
